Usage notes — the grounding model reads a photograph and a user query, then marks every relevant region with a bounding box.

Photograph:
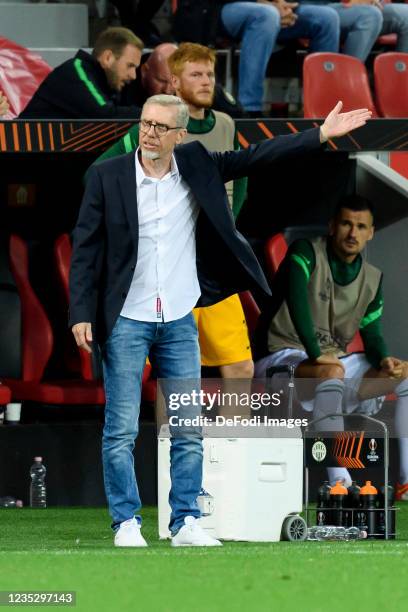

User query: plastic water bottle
[316,480,331,526]
[343,526,367,540]
[307,526,320,540]
[30,457,47,508]
[0,496,23,508]
[330,481,348,526]
[347,481,361,526]
[308,525,367,541]
[359,481,377,538]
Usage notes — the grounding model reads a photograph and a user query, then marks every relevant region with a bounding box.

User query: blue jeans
[304,2,408,59]
[101,313,202,535]
[381,3,408,53]
[221,1,340,111]
[308,3,408,58]
[328,3,383,61]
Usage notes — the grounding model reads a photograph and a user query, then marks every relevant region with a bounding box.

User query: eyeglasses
[139,119,183,137]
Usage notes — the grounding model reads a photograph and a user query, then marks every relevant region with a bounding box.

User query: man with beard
[93,43,252,381]
[19,28,143,119]
[121,42,244,117]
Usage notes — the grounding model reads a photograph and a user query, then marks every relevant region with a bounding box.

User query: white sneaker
[114,518,148,547]
[171,516,222,547]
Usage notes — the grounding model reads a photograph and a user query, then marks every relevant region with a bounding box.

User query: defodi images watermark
[156,379,310,435]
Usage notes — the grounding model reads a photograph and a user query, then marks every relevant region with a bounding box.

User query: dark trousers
[110,0,166,42]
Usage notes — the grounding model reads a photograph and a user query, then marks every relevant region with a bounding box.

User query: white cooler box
[158,428,304,542]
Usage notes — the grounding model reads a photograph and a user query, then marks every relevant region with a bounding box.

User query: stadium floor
[1,506,408,611]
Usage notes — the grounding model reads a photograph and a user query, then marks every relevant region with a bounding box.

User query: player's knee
[361,5,383,30]
[254,4,281,33]
[320,364,345,380]
[221,359,254,379]
[310,7,340,35]
[241,359,255,378]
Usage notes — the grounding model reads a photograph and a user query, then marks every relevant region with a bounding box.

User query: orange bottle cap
[360,480,378,495]
[330,481,348,495]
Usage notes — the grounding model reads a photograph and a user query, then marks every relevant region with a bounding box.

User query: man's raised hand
[320,101,372,142]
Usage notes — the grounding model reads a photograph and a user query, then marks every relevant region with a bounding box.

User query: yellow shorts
[193,294,252,367]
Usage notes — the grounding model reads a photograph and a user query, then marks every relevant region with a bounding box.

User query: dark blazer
[69,128,323,344]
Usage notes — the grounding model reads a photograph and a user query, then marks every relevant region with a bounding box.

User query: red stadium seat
[54,234,94,381]
[54,234,156,403]
[0,37,51,118]
[374,52,408,117]
[377,33,397,47]
[303,53,378,118]
[0,383,11,406]
[347,332,364,353]
[264,232,288,280]
[3,235,106,404]
[239,291,260,339]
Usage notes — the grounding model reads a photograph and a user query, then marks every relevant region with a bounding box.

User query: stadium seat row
[303,52,408,119]
[0,235,156,409]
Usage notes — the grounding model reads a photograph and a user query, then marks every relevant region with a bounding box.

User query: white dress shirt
[120,148,200,322]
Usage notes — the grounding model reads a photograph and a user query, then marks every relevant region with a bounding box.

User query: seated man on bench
[255,195,408,496]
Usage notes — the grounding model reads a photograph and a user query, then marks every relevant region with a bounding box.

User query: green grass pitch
[1,506,408,612]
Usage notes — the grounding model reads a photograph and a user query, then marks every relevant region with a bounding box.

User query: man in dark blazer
[69,95,371,547]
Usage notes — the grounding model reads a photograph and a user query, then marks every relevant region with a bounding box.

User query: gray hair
[142,94,189,128]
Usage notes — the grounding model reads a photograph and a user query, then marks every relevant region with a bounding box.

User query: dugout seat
[0,382,11,406]
[54,233,95,381]
[264,233,288,281]
[303,53,378,118]
[239,291,260,350]
[54,234,156,403]
[374,52,408,117]
[2,235,108,404]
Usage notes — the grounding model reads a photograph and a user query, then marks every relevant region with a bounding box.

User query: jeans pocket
[105,314,125,347]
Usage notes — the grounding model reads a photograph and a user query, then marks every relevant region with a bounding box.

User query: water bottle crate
[304,413,394,539]
[306,505,398,539]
